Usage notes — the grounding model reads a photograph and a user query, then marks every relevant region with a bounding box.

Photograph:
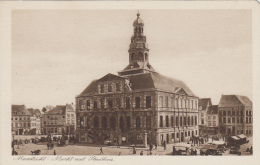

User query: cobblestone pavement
[12,136,252,156]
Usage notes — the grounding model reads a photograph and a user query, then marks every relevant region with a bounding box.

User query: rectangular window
[208,121,211,126]
[219,117,222,124]
[165,97,168,107]
[135,97,140,109]
[176,117,179,126]
[126,98,130,109]
[172,133,175,139]
[208,116,211,119]
[249,111,251,116]
[146,116,151,129]
[228,118,231,123]
[146,96,151,108]
[202,119,204,124]
[237,117,239,123]
[246,117,248,123]
[232,117,235,123]
[240,117,243,123]
[188,117,190,125]
[101,85,104,93]
[87,100,90,110]
[94,100,98,109]
[108,84,112,92]
[100,99,104,109]
[180,117,183,126]
[249,117,251,123]
[136,116,140,129]
[213,121,216,126]
[223,111,226,116]
[175,98,178,108]
[126,116,131,130]
[166,116,169,127]
[184,117,186,126]
[219,111,222,116]
[246,111,248,116]
[241,110,243,116]
[171,117,174,127]
[191,100,194,109]
[195,116,197,125]
[232,111,235,115]
[223,117,226,123]
[236,111,239,115]
[116,83,121,92]
[116,98,121,108]
[191,116,194,125]
[160,116,163,127]
[108,99,113,108]
[228,111,231,116]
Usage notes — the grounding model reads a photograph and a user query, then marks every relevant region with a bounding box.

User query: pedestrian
[117,140,120,148]
[164,141,166,150]
[54,150,56,155]
[140,151,143,156]
[155,142,157,149]
[100,146,104,155]
[47,143,50,150]
[172,146,176,155]
[133,147,136,154]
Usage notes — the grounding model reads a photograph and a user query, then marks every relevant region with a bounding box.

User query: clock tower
[118,12,156,76]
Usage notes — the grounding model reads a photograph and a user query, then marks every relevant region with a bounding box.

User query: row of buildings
[11,104,76,136]
[12,12,253,147]
[199,95,252,137]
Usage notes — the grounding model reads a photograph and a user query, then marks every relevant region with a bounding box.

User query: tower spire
[118,12,156,76]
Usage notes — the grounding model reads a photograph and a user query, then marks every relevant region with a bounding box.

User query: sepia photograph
[10,9,253,156]
[1,2,260,164]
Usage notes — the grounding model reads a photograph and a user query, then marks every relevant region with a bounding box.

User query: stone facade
[42,104,76,135]
[75,12,199,146]
[218,95,252,136]
[11,105,31,135]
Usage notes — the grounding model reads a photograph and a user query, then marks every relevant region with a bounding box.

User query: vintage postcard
[0,1,260,165]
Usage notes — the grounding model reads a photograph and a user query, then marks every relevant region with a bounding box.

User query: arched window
[145,53,148,60]
[110,116,116,130]
[138,52,143,60]
[94,116,99,128]
[102,116,107,128]
[120,117,124,131]
[131,53,135,60]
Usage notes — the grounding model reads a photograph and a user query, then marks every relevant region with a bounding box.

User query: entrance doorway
[166,134,169,143]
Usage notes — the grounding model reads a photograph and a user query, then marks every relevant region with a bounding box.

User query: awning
[236,134,247,139]
[231,136,240,140]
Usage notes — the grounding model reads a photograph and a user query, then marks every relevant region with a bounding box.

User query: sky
[12,10,252,109]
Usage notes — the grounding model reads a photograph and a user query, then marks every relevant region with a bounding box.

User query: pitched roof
[27,108,42,117]
[218,95,252,107]
[12,105,31,115]
[78,72,196,97]
[44,104,75,115]
[207,105,218,114]
[45,105,66,115]
[198,98,212,110]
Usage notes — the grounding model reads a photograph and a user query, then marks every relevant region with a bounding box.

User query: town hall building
[75,12,199,146]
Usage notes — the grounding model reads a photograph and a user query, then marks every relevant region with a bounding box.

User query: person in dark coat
[100,146,104,155]
[140,151,143,156]
[133,147,136,154]
[54,150,56,155]
[47,143,50,150]
[155,142,157,149]
[117,141,120,148]
[163,140,166,150]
